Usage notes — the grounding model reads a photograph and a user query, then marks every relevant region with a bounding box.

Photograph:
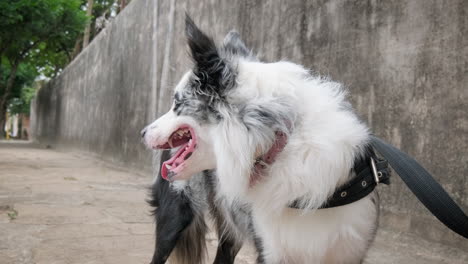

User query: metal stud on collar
[370,157,380,184]
[254,158,268,169]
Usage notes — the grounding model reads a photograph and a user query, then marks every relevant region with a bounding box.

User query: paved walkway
[0,141,467,264]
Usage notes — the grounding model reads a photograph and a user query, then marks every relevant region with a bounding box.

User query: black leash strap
[370,136,468,239]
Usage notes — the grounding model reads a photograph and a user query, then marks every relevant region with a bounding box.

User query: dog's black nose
[141,128,147,138]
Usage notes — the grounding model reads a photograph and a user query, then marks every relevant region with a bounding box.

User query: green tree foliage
[8,86,37,115]
[1,58,37,117]
[0,0,87,136]
[1,60,37,99]
[3,61,37,115]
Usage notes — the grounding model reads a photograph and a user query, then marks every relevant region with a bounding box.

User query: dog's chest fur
[212,61,379,263]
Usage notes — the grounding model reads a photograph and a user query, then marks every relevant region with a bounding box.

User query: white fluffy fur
[226,60,370,207]
[215,60,375,263]
[145,59,377,263]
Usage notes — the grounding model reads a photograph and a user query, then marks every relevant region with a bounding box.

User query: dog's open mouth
[158,126,197,180]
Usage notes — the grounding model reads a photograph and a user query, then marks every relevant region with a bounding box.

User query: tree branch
[19,40,41,59]
[83,0,94,48]
[60,42,72,62]
[0,36,13,56]
[0,58,20,118]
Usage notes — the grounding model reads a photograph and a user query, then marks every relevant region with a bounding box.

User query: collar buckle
[254,158,268,169]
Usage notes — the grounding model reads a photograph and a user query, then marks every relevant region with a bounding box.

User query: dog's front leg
[212,234,242,264]
[209,192,243,264]
[149,193,194,264]
[149,151,195,264]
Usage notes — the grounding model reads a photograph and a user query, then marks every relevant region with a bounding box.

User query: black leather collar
[289,146,391,210]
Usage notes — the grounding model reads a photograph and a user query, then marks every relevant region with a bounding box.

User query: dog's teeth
[189,139,192,145]
[177,130,184,136]
[165,164,172,169]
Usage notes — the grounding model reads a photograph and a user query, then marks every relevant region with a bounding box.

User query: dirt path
[1,141,466,264]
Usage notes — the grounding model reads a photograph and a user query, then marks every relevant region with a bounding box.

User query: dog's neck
[250,131,288,186]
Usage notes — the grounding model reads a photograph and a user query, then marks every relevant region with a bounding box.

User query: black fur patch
[185,15,234,98]
[147,150,195,264]
[171,15,257,125]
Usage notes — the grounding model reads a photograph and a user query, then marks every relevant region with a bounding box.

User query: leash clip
[370,157,382,184]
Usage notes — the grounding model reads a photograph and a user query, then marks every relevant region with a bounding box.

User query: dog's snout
[140,127,147,138]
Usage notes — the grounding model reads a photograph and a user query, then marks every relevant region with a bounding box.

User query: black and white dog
[143,15,379,264]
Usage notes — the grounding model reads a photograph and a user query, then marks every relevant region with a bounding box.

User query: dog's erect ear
[185,14,233,95]
[185,15,219,72]
[222,31,251,58]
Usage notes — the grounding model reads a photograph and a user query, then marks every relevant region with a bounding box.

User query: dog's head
[142,16,295,194]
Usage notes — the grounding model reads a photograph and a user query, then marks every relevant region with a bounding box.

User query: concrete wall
[32,0,468,248]
[32,0,156,171]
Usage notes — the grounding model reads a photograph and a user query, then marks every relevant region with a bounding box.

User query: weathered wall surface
[32,0,468,248]
[32,0,156,171]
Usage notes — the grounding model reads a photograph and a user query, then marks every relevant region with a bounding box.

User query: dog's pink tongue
[160,146,185,181]
[161,162,169,180]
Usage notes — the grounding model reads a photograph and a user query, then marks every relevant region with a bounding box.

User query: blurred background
[1,0,467,263]
[1,0,129,141]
